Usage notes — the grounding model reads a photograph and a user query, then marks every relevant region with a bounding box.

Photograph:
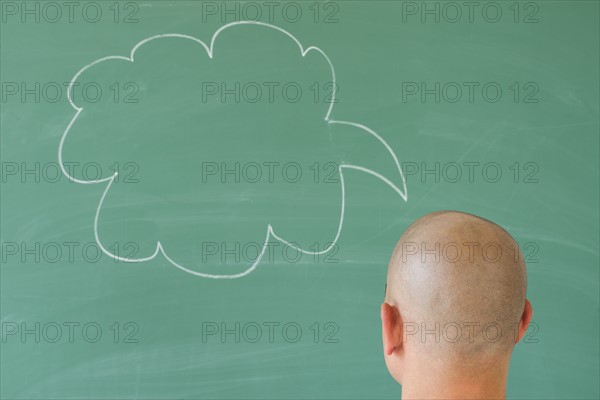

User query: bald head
[385,211,528,363]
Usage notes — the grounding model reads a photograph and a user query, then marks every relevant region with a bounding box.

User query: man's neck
[400,360,509,400]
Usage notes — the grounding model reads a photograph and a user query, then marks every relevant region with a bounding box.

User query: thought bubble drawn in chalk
[58,21,408,279]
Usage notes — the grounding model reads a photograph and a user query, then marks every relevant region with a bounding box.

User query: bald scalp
[386,211,527,361]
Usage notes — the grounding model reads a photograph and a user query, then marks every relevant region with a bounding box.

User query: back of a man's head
[381,211,533,399]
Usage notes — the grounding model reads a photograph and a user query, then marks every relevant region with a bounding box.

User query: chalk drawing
[58,21,408,278]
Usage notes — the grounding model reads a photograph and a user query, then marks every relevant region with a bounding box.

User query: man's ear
[381,302,403,356]
[515,298,533,343]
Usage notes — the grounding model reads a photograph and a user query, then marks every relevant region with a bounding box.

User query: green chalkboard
[1,1,598,399]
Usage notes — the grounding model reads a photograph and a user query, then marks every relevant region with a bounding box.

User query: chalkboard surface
[1,1,598,399]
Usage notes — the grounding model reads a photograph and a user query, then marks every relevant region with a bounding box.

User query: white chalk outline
[58,21,408,279]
